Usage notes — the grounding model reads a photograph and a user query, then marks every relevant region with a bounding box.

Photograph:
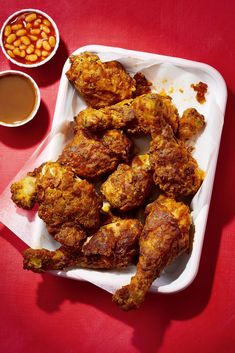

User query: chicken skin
[129,93,179,135]
[178,108,206,142]
[76,99,135,132]
[112,195,192,310]
[66,52,136,108]
[58,128,133,179]
[76,93,179,135]
[101,155,153,212]
[149,117,204,197]
[11,162,102,248]
[23,218,143,272]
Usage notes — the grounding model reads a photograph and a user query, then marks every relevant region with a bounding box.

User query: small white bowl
[0,9,60,68]
[0,70,41,127]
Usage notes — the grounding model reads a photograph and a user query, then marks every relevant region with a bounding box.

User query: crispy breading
[128,93,179,134]
[112,196,191,310]
[58,128,132,179]
[76,93,179,135]
[101,154,153,212]
[76,100,135,131]
[132,72,152,97]
[178,108,206,142]
[66,52,136,108]
[101,129,133,163]
[11,162,102,247]
[35,162,101,233]
[149,117,204,197]
[23,218,143,272]
[10,175,37,210]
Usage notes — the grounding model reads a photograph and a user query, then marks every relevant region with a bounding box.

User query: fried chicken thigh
[112,195,192,310]
[11,162,102,248]
[23,218,143,272]
[58,128,133,179]
[149,117,204,197]
[66,52,136,108]
[101,155,153,212]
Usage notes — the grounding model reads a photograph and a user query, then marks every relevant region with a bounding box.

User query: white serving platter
[0,45,227,294]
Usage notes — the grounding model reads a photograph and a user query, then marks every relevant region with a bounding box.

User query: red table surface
[0,1,235,352]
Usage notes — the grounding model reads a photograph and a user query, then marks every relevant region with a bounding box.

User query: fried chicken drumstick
[11,162,102,248]
[23,218,143,272]
[112,195,192,310]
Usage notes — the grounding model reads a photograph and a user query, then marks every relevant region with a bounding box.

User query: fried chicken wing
[100,154,153,212]
[76,93,179,135]
[11,162,102,247]
[23,218,143,272]
[76,100,135,131]
[178,108,206,142]
[66,52,136,108]
[149,117,204,197]
[58,128,132,179]
[112,196,191,310]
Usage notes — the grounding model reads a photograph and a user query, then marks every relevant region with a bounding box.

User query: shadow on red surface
[1,89,234,353]
[0,100,50,148]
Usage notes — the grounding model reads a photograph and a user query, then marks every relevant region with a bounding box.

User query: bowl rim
[0,69,41,127]
[0,8,60,68]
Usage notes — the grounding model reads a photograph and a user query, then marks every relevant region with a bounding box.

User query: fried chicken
[100,154,153,212]
[132,72,152,97]
[66,52,136,108]
[11,162,102,248]
[57,128,133,179]
[128,93,179,135]
[149,117,204,197]
[76,99,135,132]
[178,108,206,142]
[76,93,179,135]
[23,218,143,272]
[112,195,192,310]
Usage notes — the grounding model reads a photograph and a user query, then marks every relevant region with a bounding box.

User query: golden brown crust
[113,196,191,310]
[58,128,132,179]
[128,93,179,135]
[35,162,102,233]
[100,155,153,212]
[23,218,143,272]
[178,108,206,142]
[10,175,37,210]
[132,72,152,97]
[149,118,204,197]
[66,52,136,108]
[101,129,133,163]
[76,101,135,132]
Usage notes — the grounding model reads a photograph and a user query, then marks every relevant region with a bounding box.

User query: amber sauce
[0,74,36,125]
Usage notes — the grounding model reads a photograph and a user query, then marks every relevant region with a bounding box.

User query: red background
[0,1,235,352]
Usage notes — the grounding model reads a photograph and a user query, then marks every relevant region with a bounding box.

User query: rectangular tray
[0,45,227,294]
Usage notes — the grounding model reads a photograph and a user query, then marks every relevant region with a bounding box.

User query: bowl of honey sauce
[0,9,60,67]
[0,70,40,127]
